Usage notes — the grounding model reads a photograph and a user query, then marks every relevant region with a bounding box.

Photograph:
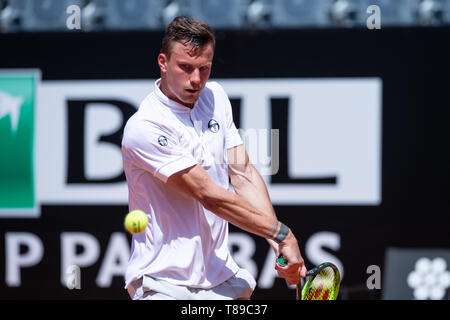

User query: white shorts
[127,268,256,300]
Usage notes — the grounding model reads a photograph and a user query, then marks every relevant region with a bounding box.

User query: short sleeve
[225,115,243,150]
[122,121,198,183]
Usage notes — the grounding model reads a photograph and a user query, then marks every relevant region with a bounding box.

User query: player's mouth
[185,88,200,94]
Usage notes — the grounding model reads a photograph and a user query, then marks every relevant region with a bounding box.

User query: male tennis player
[122,16,306,300]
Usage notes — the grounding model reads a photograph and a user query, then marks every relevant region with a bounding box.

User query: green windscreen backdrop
[0,72,38,213]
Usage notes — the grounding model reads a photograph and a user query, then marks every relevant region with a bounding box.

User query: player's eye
[179,64,192,73]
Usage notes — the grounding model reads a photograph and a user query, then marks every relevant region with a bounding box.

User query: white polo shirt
[122,79,243,290]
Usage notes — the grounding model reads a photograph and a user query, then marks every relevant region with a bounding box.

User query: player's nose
[190,69,201,88]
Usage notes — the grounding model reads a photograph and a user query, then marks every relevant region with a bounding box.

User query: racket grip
[277,253,288,266]
[278,253,302,300]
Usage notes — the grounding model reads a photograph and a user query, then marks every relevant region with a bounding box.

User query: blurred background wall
[0,0,449,300]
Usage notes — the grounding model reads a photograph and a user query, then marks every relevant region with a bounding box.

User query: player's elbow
[196,183,229,212]
[197,189,219,212]
[166,164,232,212]
[200,196,218,212]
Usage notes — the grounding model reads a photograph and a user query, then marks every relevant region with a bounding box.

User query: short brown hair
[161,16,215,59]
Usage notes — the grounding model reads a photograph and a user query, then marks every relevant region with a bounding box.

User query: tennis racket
[277,254,340,300]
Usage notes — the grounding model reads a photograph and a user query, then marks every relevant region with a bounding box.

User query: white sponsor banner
[37,80,150,204]
[220,78,382,205]
[36,78,382,206]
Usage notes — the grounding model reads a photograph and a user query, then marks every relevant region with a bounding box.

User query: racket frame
[277,254,340,300]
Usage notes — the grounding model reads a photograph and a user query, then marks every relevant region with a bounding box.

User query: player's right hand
[274,231,307,285]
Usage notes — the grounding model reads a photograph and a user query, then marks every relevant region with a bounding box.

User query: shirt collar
[154,78,197,113]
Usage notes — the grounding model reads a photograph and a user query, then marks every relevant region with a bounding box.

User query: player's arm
[227,144,279,252]
[227,144,307,282]
[166,162,306,284]
[167,163,279,240]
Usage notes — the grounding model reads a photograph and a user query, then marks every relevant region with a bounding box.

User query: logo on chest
[208,119,220,133]
[157,135,168,147]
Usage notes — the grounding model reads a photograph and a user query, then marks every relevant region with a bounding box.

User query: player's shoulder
[123,95,173,146]
[137,92,172,124]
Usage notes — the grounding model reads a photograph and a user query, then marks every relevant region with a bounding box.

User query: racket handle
[277,253,288,266]
[296,282,302,300]
[278,253,303,300]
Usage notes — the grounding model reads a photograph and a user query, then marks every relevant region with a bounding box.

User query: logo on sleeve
[208,119,220,133]
[158,135,168,147]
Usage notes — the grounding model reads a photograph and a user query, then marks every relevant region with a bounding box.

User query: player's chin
[181,93,199,105]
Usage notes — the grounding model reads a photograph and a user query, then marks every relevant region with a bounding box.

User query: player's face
[158,41,214,108]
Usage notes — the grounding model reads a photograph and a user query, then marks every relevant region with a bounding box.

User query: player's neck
[159,78,194,109]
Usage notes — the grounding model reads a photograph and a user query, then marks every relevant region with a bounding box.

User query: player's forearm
[201,183,283,241]
[166,163,289,242]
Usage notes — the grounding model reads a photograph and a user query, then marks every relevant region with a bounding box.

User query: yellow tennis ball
[124,210,148,234]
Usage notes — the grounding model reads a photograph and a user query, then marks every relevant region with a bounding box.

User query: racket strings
[303,267,339,300]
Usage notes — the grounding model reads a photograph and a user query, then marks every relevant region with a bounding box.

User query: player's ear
[158,53,168,73]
